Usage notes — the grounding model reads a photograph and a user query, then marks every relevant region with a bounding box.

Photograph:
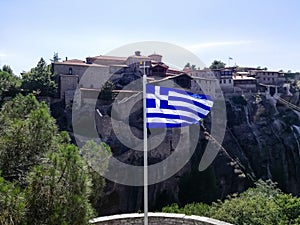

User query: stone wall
[191,78,217,98]
[54,64,108,80]
[90,213,232,225]
[60,75,78,99]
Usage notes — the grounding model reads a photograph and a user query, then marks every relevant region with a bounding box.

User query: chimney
[135,51,141,56]
[65,57,68,61]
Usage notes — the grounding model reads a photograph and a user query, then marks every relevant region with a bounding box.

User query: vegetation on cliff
[0,94,109,224]
[163,180,300,225]
[21,58,57,97]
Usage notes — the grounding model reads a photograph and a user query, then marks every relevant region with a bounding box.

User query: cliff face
[89,92,300,215]
[225,94,300,194]
[59,90,300,216]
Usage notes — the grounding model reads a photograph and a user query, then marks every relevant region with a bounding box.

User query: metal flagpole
[142,61,148,225]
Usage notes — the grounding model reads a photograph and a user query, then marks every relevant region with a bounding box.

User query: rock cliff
[57,89,300,216]
[81,90,300,215]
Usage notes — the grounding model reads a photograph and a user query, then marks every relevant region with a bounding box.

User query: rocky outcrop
[57,86,300,216]
[96,92,300,215]
[225,94,300,194]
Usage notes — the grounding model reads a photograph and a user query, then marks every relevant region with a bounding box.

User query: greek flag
[146,85,213,128]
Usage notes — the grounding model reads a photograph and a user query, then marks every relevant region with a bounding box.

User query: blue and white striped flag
[146,85,213,128]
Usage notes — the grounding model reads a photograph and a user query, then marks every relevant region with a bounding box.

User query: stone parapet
[90,213,232,225]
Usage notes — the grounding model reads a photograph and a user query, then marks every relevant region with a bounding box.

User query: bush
[162,202,210,217]
[25,144,95,225]
[162,180,300,225]
[0,174,26,224]
[210,180,282,225]
[99,81,115,100]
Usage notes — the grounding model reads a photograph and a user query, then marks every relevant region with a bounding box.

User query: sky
[1,0,300,74]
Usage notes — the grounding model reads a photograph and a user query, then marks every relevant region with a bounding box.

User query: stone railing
[90,213,232,225]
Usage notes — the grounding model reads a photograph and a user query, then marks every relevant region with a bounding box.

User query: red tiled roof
[150,73,192,83]
[166,68,184,76]
[152,63,169,69]
[55,60,108,67]
[88,55,127,61]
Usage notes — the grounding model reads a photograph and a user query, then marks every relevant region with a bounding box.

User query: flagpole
[142,61,148,225]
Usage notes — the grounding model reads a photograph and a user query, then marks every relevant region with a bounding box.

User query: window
[229,79,232,83]
[69,68,73,75]
[223,79,226,84]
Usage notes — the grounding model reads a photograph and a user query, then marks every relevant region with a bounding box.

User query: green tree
[184,62,191,68]
[80,141,111,214]
[209,60,226,69]
[2,65,13,75]
[99,81,115,100]
[0,94,58,183]
[276,194,300,224]
[209,180,282,225]
[163,202,210,217]
[0,174,26,224]
[21,58,57,96]
[0,94,109,223]
[184,62,197,70]
[25,143,95,225]
[162,180,300,225]
[0,70,21,100]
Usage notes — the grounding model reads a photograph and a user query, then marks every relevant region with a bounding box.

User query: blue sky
[1,0,300,74]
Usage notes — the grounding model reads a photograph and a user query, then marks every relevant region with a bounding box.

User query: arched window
[69,68,73,75]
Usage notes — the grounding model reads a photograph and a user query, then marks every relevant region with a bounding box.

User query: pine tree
[0,94,58,184]
[21,58,57,96]
[0,174,26,224]
[26,143,95,225]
